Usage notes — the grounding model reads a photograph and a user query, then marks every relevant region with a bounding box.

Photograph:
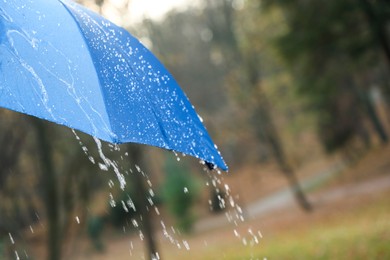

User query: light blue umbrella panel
[0,0,227,170]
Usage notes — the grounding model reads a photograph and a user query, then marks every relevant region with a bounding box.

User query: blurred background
[1,0,390,259]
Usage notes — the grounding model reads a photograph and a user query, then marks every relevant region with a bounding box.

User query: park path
[194,161,390,233]
[74,159,390,259]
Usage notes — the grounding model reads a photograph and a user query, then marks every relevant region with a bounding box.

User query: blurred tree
[32,118,161,260]
[358,0,390,69]
[33,119,62,260]
[29,118,112,259]
[32,120,103,260]
[262,0,390,153]
[202,0,313,210]
[126,145,160,260]
[0,111,37,258]
[133,0,313,211]
[162,157,199,233]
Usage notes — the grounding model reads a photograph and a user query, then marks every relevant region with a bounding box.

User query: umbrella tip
[206,162,216,171]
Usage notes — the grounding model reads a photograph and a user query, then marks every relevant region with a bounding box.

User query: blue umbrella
[0,0,227,170]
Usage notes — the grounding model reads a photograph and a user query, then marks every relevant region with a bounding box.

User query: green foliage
[179,191,390,260]
[161,157,199,233]
[260,0,390,151]
[251,203,390,260]
[87,215,105,251]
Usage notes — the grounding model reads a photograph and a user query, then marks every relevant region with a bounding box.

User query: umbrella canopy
[0,0,227,170]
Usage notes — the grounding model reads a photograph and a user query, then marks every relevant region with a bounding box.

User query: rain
[2,0,390,259]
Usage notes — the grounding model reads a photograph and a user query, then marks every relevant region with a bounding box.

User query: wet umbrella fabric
[0,0,227,170]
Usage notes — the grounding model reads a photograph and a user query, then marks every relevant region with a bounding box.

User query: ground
[24,145,390,259]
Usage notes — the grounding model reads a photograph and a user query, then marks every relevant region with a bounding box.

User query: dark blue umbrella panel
[0,0,227,170]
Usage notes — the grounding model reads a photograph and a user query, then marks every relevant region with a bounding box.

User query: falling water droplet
[93,137,126,189]
[122,201,129,212]
[108,179,115,188]
[127,198,136,211]
[183,240,190,250]
[88,156,95,164]
[109,193,116,207]
[229,196,235,207]
[132,219,139,228]
[139,231,144,240]
[9,233,14,244]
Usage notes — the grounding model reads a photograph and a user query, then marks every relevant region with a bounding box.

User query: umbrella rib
[60,0,180,148]
[55,0,227,170]
[58,0,117,141]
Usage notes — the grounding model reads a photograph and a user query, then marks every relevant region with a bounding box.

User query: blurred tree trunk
[0,126,25,186]
[359,88,389,143]
[204,0,312,211]
[33,119,61,260]
[358,0,390,70]
[0,113,27,259]
[127,145,160,260]
[247,53,313,211]
[347,75,389,143]
[61,150,92,258]
[253,93,312,211]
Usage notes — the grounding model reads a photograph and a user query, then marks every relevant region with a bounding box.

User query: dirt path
[194,162,390,233]
[70,173,390,259]
[70,147,390,259]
